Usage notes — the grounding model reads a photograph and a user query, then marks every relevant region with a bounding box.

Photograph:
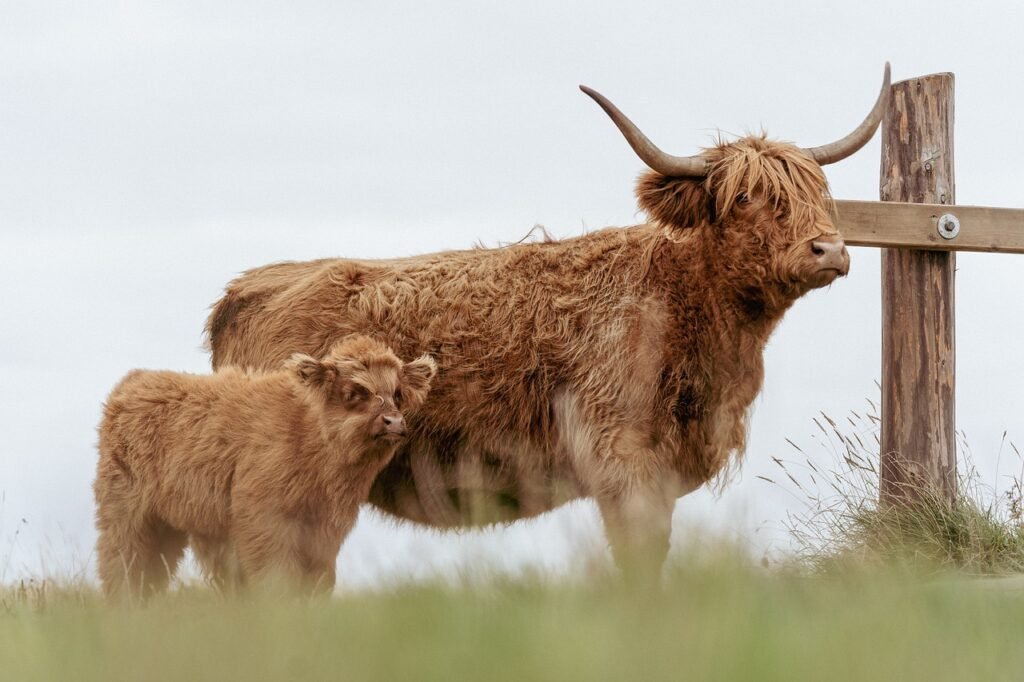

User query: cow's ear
[635,171,715,229]
[401,355,437,409]
[286,353,337,388]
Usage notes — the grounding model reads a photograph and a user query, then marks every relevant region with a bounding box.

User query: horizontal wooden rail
[835,199,1024,254]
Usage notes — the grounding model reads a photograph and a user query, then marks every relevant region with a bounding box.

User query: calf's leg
[304,561,337,597]
[96,514,187,601]
[191,536,243,594]
[233,514,308,595]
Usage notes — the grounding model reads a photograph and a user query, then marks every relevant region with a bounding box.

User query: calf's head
[286,335,437,449]
[582,64,890,303]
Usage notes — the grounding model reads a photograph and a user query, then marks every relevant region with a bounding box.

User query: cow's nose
[381,413,405,435]
[811,236,850,275]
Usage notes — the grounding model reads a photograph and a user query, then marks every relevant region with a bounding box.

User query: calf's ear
[285,353,337,388]
[635,170,715,229]
[401,355,437,409]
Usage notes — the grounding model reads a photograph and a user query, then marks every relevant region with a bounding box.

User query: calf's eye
[736,192,749,205]
[347,385,370,402]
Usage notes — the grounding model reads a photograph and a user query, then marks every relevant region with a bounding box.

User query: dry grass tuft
[767,399,1024,576]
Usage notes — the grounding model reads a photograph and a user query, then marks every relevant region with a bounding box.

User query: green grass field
[4,414,1021,682]
[3,562,1023,682]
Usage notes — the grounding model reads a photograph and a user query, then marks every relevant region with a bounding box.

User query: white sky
[2,0,1022,587]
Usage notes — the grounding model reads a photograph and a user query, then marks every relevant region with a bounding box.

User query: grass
[768,404,1024,576]
[2,561,1024,682]
[3,403,1023,681]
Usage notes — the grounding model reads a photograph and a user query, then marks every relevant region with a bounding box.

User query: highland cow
[205,66,890,579]
[95,335,436,599]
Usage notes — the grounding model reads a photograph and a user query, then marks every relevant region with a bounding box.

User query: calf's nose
[811,236,850,275]
[381,413,405,436]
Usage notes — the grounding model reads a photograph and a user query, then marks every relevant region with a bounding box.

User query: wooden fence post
[879,74,957,505]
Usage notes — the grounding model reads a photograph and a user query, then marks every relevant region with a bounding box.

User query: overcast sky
[2,1,1022,588]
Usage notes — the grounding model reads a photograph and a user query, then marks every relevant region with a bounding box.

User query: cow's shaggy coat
[206,137,849,576]
[95,335,436,598]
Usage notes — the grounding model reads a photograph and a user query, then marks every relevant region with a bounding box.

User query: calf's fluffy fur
[95,335,435,598]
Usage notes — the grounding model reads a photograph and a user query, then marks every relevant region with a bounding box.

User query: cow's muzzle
[810,235,850,277]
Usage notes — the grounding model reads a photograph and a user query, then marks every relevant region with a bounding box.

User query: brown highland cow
[206,66,890,580]
[95,335,436,599]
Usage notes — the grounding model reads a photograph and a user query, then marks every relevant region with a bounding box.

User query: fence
[834,72,1024,503]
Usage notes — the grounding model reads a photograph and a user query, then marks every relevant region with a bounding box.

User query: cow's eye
[736,192,749,205]
[394,388,403,405]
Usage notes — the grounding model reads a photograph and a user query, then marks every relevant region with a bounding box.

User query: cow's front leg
[595,479,676,585]
[554,392,680,583]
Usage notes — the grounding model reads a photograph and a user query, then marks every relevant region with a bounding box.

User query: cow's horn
[802,62,892,166]
[580,85,709,178]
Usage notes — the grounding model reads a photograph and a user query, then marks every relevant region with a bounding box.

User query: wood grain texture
[878,74,957,505]
[836,200,1024,254]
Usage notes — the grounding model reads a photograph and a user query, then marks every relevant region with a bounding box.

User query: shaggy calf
[94,335,436,599]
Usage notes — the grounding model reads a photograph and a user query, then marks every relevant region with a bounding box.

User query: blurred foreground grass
[5,406,1022,681]
[2,561,1023,682]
